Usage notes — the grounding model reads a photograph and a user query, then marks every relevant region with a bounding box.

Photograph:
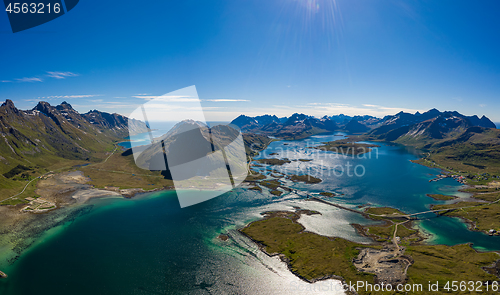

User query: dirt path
[101,145,118,164]
[3,171,53,202]
[5,144,120,202]
[393,220,410,252]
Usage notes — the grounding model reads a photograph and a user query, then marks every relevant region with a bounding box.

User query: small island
[288,174,322,184]
[258,179,284,196]
[218,234,229,241]
[240,206,500,293]
[248,185,262,192]
[426,194,458,201]
[255,158,291,165]
[294,159,312,162]
[319,192,336,197]
[244,172,266,183]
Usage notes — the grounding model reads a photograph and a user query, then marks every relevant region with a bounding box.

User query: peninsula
[240,201,500,294]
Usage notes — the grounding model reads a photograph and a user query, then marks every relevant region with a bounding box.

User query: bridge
[285,186,499,221]
[298,192,496,220]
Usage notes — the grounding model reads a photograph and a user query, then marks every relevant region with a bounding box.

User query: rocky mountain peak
[425,108,440,114]
[59,101,74,109]
[285,113,308,124]
[33,101,56,116]
[1,99,17,110]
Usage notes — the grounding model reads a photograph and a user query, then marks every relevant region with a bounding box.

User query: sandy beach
[0,170,153,270]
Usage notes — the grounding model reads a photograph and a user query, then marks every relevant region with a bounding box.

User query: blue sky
[1,0,500,121]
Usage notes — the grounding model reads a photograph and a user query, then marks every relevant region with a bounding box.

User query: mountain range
[368,109,496,147]
[231,109,495,141]
[131,120,250,186]
[231,113,339,140]
[0,99,147,171]
[230,109,499,172]
[2,99,498,176]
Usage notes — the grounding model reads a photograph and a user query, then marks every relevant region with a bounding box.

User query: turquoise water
[1,133,499,294]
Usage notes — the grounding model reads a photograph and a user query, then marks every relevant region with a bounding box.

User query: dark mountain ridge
[231,113,339,140]
[0,99,147,169]
[369,109,496,147]
[231,109,495,140]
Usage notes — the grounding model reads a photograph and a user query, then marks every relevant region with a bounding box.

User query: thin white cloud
[45,94,101,99]
[46,71,79,79]
[87,99,123,104]
[201,107,226,110]
[72,104,140,109]
[166,98,199,102]
[201,102,425,121]
[300,103,423,117]
[9,71,78,82]
[96,104,138,109]
[132,95,199,102]
[134,93,151,96]
[271,104,295,109]
[204,99,250,102]
[479,104,487,107]
[363,104,422,114]
[132,95,159,100]
[16,77,43,82]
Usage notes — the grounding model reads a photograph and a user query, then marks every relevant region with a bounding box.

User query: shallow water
[1,133,499,294]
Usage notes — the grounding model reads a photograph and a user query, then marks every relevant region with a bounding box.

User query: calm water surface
[1,133,499,294]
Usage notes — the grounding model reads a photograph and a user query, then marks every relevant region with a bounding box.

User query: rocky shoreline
[237,204,500,294]
[237,210,348,285]
[0,170,172,271]
[237,208,414,290]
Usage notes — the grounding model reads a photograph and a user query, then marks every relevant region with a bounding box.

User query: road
[4,143,121,203]
[2,171,53,203]
[102,145,118,164]
[309,195,500,221]
[393,220,410,251]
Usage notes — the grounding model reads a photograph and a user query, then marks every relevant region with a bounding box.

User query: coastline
[410,155,500,236]
[237,207,414,289]
[0,169,174,272]
[429,205,497,237]
[0,132,272,274]
[3,134,499,288]
[238,205,500,291]
[237,210,348,285]
[237,143,500,288]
